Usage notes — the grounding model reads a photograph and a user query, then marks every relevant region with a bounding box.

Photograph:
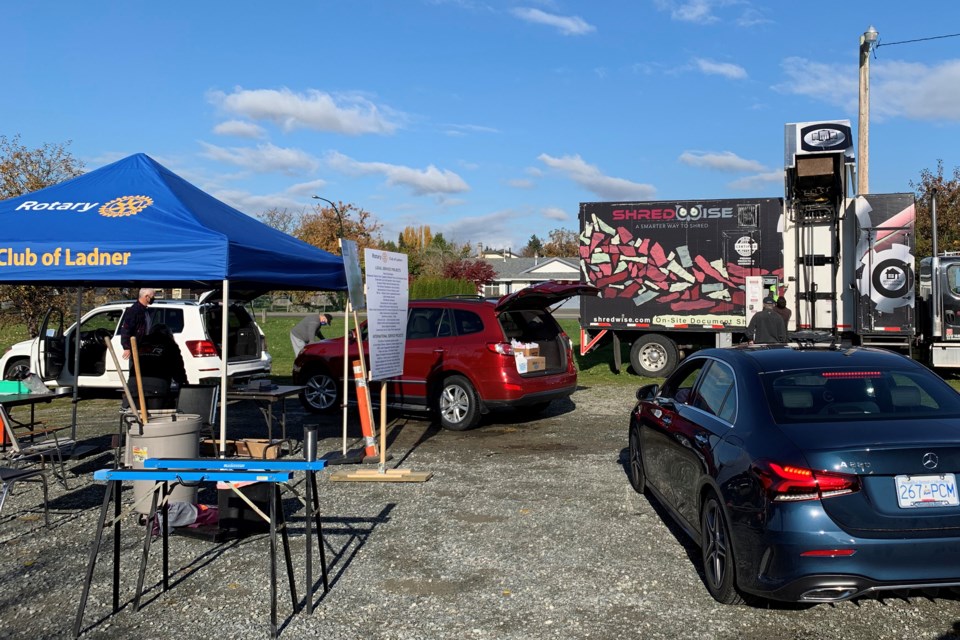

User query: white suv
[1,298,271,390]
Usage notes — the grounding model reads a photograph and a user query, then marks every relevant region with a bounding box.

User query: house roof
[482,256,579,280]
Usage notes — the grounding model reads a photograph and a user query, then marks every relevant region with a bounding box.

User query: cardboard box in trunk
[516,355,546,374]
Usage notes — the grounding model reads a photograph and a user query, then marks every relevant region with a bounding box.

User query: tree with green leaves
[911,160,960,258]
[521,234,544,257]
[0,136,114,337]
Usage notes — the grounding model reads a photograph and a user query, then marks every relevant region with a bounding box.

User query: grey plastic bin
[126,412,202,514]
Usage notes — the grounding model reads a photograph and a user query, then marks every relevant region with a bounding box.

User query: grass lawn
[5,314,956,393]
[258,314,650,390]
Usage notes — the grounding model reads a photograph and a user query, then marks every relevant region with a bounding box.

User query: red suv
[292,282,598,430]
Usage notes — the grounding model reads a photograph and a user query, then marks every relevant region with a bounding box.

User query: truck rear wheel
[630,335,678,378]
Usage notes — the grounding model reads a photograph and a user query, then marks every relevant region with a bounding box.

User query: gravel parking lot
[3,383,960,640]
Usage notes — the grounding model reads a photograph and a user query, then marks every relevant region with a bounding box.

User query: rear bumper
[737,505,960,602]
[481,380,577,410]
[760,573,960,603]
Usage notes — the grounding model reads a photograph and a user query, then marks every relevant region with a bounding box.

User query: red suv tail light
[753,460,860,502]
[487,342,515,356]
[185,340,218,358]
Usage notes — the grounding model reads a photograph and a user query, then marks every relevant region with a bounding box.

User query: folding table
[144,457,330,613]
[74,467,296,639]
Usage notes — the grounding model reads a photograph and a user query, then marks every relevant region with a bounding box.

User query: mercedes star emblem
[922,452,939,470]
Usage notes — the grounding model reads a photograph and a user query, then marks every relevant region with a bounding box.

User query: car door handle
[694,434,709,446]
[434,349,445,354]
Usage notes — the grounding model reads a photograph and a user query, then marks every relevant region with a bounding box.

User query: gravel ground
[3,384,960,640]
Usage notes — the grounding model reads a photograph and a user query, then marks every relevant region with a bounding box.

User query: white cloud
[542,207,568,221]
[679,151,766,172]
[538,153,656,200]
[286,179,328,196]
[510,8,595,35]
[774,56,960,121]
[694,58,747,80]
[212,120,266,139]
[654,0,718,24]
[199,142,320,175]
[773,57,856,111]
[326,151,469,195]
[209,187,305,216]
[433,208,523,249]
[728,171,782,191]
[507,178,535,189]
[208,87,401,135]
[736,7,770,27]
[874,59,960,121]
[441,123,500,137]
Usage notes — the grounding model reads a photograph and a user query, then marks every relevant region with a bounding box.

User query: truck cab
[918,253,960,368]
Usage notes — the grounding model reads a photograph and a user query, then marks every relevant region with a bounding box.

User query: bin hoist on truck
[579,119,959,378]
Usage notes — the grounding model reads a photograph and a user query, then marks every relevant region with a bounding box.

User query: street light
[858,25,879,195]
[311,195,344,239]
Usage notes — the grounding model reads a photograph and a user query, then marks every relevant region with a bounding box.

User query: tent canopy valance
[0,153,346,292]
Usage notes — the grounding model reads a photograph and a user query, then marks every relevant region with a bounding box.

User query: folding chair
[0,466,50,527]
[176,384,220,441]
[0,404,75,489]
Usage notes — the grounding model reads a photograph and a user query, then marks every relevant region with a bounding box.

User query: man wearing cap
[747,297,788,344]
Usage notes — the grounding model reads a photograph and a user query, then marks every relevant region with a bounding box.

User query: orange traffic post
[352,360,378,460]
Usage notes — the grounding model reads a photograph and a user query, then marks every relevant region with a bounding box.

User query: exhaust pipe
[800,586,859,602]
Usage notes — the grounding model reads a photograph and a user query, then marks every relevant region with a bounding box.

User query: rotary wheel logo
[99,195,154,218]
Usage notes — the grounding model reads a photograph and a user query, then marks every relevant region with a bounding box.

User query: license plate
[895,473,959,508]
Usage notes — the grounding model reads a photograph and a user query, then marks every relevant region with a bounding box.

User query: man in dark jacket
[120,288,155,360]
[128,323,187,409]
[747,297,788,344]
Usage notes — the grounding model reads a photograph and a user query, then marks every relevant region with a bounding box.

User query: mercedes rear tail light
[754,460,860,502]
[185,340,218,358]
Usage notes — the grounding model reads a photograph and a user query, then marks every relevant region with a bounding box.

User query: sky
[6,1,960,253]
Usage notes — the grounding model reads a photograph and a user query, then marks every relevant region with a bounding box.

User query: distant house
[480,256,580,308]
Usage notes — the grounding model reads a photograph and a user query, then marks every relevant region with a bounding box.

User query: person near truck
[290,312,332,356]
[773,296,792,328]
[747,297,788,345]
[120,288,155,360]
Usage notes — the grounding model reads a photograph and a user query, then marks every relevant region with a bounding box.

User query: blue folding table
[74,467,296,639]
[144,457,330,614]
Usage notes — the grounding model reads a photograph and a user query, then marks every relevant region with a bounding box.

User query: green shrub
[409,278,476,299]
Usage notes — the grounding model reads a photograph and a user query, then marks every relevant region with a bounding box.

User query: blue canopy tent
[0,153,347,452]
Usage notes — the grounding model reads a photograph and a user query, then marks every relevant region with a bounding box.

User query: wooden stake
[104,336,141,423]
[130,337,148,425]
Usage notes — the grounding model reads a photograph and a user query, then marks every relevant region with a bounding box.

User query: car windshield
[760,366,960,423]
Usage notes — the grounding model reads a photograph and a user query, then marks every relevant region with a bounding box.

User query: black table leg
[112,480,121,612]
[269,485,278,639]
[277,485,298,614]
[74,479,117,638]
[134,484,161,611]
[162,483,170,591]
[310,471,329,593]
[305,469,313,614]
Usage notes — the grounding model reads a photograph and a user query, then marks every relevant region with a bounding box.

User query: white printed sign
[365,249,409,380]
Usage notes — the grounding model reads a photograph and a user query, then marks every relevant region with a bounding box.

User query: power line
[878,32,960,47]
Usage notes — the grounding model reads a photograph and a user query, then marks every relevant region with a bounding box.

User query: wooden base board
[329,468,432,483]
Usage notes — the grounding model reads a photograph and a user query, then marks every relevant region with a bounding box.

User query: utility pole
[858,25,879,195]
